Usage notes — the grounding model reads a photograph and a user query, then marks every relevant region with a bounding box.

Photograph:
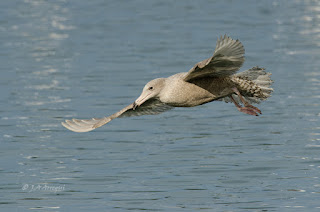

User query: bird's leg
[231,87,262,116]
[230,96,259,116]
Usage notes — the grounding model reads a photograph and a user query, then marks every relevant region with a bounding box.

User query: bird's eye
[149,86,153,90]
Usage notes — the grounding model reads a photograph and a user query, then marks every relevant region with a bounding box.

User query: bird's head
[133,78,165,110]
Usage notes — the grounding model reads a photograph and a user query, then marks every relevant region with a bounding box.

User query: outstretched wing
[61,99,172,132]
[184,35,245,82]
[61,104,133,133]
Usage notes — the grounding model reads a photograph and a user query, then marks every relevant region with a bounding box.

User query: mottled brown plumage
[62,35,273,132]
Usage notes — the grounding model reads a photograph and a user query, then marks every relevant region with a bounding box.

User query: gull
[62,35,273,132]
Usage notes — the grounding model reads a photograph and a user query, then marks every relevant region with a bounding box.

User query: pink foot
[230,87,262,116]
[238,106,260,116]
[244,104,262,114]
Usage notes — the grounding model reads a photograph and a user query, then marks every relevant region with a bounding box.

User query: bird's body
[159,73,216,107]
[62,35,273,132]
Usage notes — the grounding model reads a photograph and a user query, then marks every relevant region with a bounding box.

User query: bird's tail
[223,66,273,104]
[233,66,273,104]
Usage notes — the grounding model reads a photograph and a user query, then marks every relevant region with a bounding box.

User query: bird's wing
[183,35,245,82]
[61,104,133,133]
[61,99,172,132]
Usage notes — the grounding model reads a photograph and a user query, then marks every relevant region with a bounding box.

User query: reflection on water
[6,0,74,130]
[1,0,320,211]
[273,1,320,210]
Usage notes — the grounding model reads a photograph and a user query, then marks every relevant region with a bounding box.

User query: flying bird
[62,35,273,132]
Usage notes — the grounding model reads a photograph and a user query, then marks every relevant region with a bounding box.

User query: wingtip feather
[61,119,96,133]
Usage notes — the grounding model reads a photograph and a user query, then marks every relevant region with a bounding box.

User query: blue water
[1,0,320,211]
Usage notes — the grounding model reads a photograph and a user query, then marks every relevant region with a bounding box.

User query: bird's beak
[133,93,150,110]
